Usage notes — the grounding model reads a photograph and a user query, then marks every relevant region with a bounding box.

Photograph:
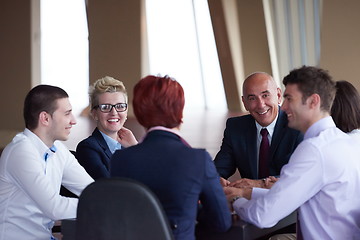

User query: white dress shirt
[233,117,360,239]
[255,113,278,148]
[0,129,94,240]
[255,115,277,177]
[348,128,360,139]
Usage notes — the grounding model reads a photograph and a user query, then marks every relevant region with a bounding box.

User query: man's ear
[241,96,249,111]
[38,111,50,126]
[277,87,282,104]
[308,94,321,109]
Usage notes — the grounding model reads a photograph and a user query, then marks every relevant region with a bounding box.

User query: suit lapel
[245,118,258,178]
[92,128,112,167]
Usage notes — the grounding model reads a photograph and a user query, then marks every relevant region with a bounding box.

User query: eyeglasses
[94,103,128,113]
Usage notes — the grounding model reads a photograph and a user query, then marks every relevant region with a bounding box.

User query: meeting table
[60,211,296,240]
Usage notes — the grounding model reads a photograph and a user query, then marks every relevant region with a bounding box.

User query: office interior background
[1,0,360,156]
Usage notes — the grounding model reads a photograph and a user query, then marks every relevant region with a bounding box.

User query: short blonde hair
[89,76,127,109]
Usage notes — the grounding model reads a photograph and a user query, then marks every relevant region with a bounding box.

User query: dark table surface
[196,211,296,240]
[60,211,296,240]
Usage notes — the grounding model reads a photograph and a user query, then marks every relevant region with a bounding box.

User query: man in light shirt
[225,66,360,239]
[0,85,94,240]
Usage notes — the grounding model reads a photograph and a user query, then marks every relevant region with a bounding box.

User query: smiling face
[48,98,77,142]
[92,92,128,139]
[242,73,282,127]
[281,83,313,133]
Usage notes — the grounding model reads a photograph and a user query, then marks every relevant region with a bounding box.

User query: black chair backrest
[76,177,174,240]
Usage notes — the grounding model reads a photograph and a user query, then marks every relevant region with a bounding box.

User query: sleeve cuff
[232,196,248,209]
[251,187,269,199]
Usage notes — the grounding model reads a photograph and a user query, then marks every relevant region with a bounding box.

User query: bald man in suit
[214,72,303,187]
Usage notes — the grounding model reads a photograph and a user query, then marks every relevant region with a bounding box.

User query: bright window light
[145,0,227,110]
[40,0,89,114]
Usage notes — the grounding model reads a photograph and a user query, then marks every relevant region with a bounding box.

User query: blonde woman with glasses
[76,76,137,179]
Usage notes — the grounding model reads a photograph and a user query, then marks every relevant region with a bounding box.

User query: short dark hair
[331,80,360,133]
[133,75,185,129]
[283,66,336,112]
[24,85,69,130]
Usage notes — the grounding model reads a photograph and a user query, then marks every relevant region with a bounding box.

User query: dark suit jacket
[214,109,303,179]
[110,130,231,240]
[76,128,113,179]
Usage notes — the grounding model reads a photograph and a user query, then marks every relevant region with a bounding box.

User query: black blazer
[76,128,113,179]
[111,130,231,240]
[214,109,303,179]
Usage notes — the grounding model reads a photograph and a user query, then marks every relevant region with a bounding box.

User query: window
[145,0,226,110]
[40,0,89,114]
[40,0,226,112]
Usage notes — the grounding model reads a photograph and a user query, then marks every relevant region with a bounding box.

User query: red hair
[133,75,185,129]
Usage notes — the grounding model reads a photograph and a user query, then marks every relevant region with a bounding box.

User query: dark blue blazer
[214,109,303,179]
[110,130,231,240]
[76,128,113,179]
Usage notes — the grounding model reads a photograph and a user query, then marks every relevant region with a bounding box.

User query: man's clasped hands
[220,176,279,208]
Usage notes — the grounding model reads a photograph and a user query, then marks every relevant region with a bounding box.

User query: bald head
[243,72,277,95]
[242,72,282,127]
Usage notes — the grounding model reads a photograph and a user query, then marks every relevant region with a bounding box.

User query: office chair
[76,177,174,240]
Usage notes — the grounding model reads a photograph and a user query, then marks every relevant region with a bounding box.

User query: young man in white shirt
[0,85,94,240]
[225,66,360,239]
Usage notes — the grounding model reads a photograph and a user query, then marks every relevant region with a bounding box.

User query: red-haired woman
[110,75,231,240]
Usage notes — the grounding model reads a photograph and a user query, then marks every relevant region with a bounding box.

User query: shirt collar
[147,126,182,136]
[255,112,279,139]
[44,145,57,161]
[99,130,121,154]
[144,126,191,147]
[23,128,57,162]
[304,116,336,140]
